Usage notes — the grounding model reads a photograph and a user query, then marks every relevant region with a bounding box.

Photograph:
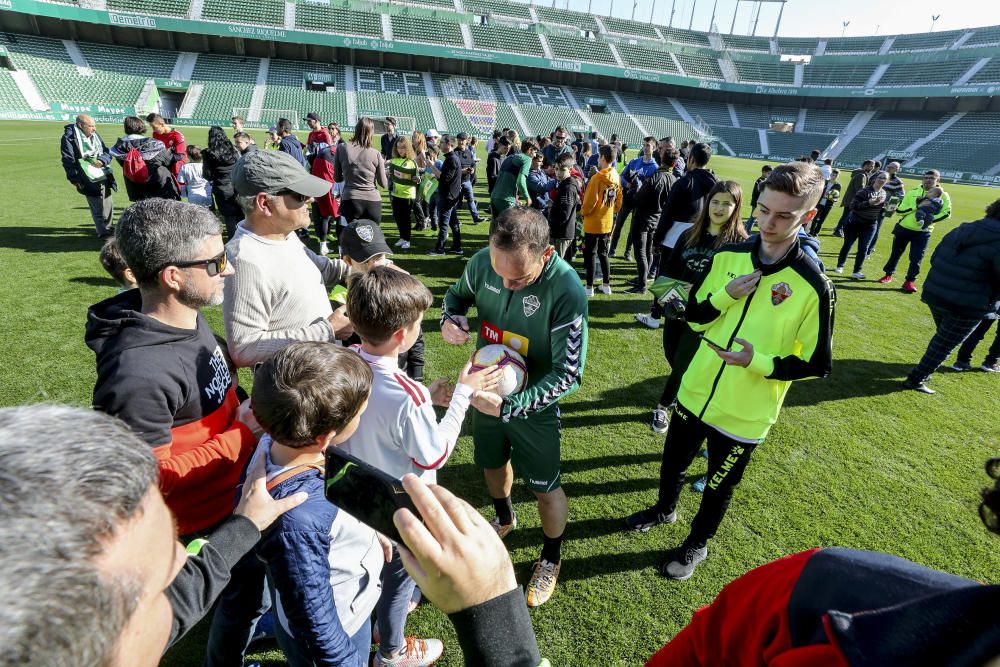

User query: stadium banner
[154,79,191,90]
[2,0,999,99]
[50,102,136,115]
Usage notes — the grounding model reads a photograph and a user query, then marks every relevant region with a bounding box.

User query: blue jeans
[883,225,931,281]
[377,547,417,658]
[434,197,461,251]
[865,211,887,256]
[203,550,270,667]
[450,178,479,222]
[837,215,878,272]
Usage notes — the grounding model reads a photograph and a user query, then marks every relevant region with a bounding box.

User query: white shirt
[820,163,832,180]
[179,162,213,207]
[340,348,473,483]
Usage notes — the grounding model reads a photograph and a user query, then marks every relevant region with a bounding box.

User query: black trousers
[610,195,636,255]
[583,232,610,286]
[957,318,1000,366]
[809,203,834,235]
[341,198,383,224]
[655,404,758,548]
[631,221,656,283]
[391,196,414,242]
[658,324,698,407]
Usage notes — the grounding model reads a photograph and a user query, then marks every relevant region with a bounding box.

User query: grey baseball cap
[231,150,331,197]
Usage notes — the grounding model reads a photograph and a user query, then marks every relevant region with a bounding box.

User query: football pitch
[1,120,998,666]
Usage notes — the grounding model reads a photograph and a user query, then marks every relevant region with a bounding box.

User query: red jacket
[153,128,187,180]
[311,144,339,218]
[648,547,1000,666]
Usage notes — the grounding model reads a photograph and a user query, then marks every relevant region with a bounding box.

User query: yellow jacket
[581,167,622,234]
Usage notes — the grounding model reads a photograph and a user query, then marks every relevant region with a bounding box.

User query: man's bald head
[76,114,96,137]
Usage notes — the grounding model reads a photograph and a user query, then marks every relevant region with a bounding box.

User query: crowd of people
[23,110,1000,666]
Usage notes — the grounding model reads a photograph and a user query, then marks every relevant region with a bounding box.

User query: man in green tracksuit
[489,140,539,222]
[624,162,835,580]
[442,206,588,608]
[878,169,953,293]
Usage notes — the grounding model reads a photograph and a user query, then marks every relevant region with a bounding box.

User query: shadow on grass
[0,225,102,252]
[785,359,914,406]
[69,275,118,287]
[516,548,666,582]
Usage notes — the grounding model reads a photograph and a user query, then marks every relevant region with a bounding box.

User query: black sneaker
[660,544,708,580]
[623,277,644,287]
[902,377,935,394]
[623,507,676,533]
[651,407,669,433]
[949,360,972,372]
[447,248,464,255]
[471,218,483,225]
[428,248,446,256]
[624,285,647,294]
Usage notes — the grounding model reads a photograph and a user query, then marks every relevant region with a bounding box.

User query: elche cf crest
[523,295,540,317]
[771,282,792,306]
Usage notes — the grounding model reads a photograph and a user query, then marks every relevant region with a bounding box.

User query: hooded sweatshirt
[85,289,256,535]
[109,134,181,202]
[653,167,719,247]
[581,165,623,234]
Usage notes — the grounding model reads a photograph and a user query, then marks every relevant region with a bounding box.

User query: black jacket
[653,168,718,246]
[486,150,503,193]
[381,132,398,161]
[840,168,869,209]
[633,166,677,231]
[203,146,241,215]
[109,135,180,202]
[849,186,886,222]
[548,176,582,240]
[749,175,766,209]
[923,216,1000,318]
[438,150,463,202]
[60,123,117,196]
[457,146,476,182]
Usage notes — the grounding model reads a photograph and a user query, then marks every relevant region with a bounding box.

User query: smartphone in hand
[698,333,731,352]
[324,448,422,543]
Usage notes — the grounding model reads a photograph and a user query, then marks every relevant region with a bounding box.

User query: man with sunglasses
[223,150,353,368]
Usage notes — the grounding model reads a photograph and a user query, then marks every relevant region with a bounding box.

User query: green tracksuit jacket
[896,186,952,233]
[490,153,532,215]
[443,248,588,422]
[678,238,835,442]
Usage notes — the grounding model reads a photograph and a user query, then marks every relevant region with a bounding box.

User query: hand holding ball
[468,344,528,397]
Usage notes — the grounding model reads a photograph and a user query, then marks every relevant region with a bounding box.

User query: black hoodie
[85,289,255,535]
[109,135,181,202]
[653,167,719,247]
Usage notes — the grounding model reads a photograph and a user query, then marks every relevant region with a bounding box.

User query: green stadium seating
[518,104,583,137]
[830,136,893,167]
[735,105,799,129]
[355,91,436,135]
[568,86,624,113]
[764,131,832,159]
[492,102,524,136]
[878,60,975,87]
[720,34,771,53]
[533,6,597,31]
[658,27,711,47]
[968,58,1000,85]
[296,3,382,36]
[615,43,679,73]
[775,37,819,55]
[860,112,950,140]
[107,0,191,16]
[396,0,457,8]
[802,62,876,87]
[674,52,723,79]
[546,34,615,65]
[823,36,885,55]
[464,0,533,21]
[802,109,856,135]
[202,0,284,26]
[963,26,1000,48]
[391,15,464,46]
[917,112,1000,172]
[632,114,698,144]
[264,59,348,126]
[190,54,257,118]
[586,111,640,145]
[888,30,960,52]
[0,71,29,111]
[712,126,762,155]
[601,16,658,40]
[614,92,683,120]
[678,99,731,128]
[469,24,544,56]
[732,60,795,84]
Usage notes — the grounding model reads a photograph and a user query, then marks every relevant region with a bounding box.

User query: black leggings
[583,232,610,286]
[391,196,414,242]
[658,324,698,407]
[655,403,758,547]
[341,198,383,224]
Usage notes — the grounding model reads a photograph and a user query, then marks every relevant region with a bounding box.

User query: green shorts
[472,407,562,493]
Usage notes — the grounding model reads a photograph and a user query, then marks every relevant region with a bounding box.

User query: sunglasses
[169,249,228,276]
[980,458,1000,533]
[274,189,311,204]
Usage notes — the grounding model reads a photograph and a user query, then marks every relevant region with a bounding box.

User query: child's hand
[429,378,455,407]
[470,390,503,417]
[458,361,505,392]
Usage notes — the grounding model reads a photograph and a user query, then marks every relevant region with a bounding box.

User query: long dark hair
[207,126,239,164]
[685,180,747,249]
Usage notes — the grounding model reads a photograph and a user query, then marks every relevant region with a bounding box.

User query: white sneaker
[394,239,405,247]
[597,284,612,295]
[834,266,843,274]
[585,287,595,297]
[851,271,865,280]
[635,313,660,329]
[398,240,411,249]
[318,241,329,255]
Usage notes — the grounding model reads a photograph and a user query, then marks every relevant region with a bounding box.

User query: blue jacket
[527,169,557,209]
[622,155,658,192]
[255,439,383,667]
[279,134,307,167]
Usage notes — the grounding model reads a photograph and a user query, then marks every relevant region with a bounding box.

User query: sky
[549,0,1000,38]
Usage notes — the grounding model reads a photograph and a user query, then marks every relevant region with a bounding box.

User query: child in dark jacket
[252,342,386,667]
[915,187,945,229]
[548,154,583,261]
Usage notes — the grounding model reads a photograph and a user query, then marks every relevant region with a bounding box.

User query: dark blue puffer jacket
[922,216,1000,318]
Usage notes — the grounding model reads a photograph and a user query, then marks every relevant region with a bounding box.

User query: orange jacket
[581,166,623,234]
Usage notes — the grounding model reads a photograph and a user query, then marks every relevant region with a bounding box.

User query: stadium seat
[464,0,534,21]
[202,0,284,26]
[878,59,977,87]
[615,43,681,73]
[674,52,724,79]
[962,25,1000,48]
[968,59,1000,85]
[0,71,29,111]
[469,24,544,56]
[823,35,886,55]
[106,0,191,17]
[546,34,616,65]
[295,4,382,36]
[732,60,796,84]
[775,37,819,55]
[601,16,659,40]
[802,109,857,135]
[533,6,598,32]
[391,16,464,46]
[720,34,772,53]
[888,30,961,53]
[265,59,348,126]
[802,62,877,87]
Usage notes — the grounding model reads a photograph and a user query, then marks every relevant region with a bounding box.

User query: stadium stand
[546,34,616,65]
[391,16,464,46]
[968,58,1000,85]
[264,59,348,125]
[775,37,819,54]
[190,54,258,118]
[106,0,191,17]
[720,34,772,53]
[802,62,877,87]
[679,99,732,128]
[533,6,599,31]
[470,24,545,56]
[803,109,858,135]
[615,43,681,73]
[465,0,534,21]
[0,71,29,111]
[614,93,684,121]
[201,0,285,26]
[732,60,796,84]
[963,25,1000,48]
[518,105,585,137]
[765,131,834,159]
[659,27,712,47]
[601,16,659,40]
[889,30,961,53]
[823,35,885,55]
[712,126,763,155]
[735,106,800,129]
[674,52,724,79]
[295,4,382,37]
[878,59,977,87]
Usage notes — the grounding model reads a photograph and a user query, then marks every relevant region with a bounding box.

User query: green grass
[2,121,999,666]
